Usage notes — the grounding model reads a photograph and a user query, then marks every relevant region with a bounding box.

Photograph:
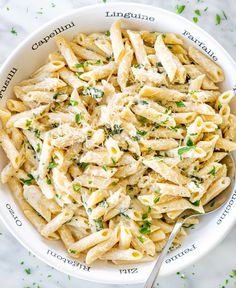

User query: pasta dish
[0,20,235,265]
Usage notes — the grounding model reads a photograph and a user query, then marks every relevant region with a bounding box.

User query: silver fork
[144,154,235,288]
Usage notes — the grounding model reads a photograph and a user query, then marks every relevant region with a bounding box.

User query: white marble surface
[0,0,236,287]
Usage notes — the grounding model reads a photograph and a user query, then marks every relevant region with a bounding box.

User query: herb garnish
[82,86,104,99]
[156,62,163,68]
[192,200,200,207]
[70,100,78,106]
[48,159,58,170]
[10,27,17,36]
[208,166,216,176]
[216,14,221,25]
[75,113,82,124]
[195,9,201,16]
[102,165,108,171]
[72,183,80,192]
[133,64,144,69]
[68,249,77,254]
[20,174,34,186]
[186,137,194,147]
[176,101,186,107]
[137,236,144,243]
[77,162,89,171]
[98,199,109,208]
[36,143,41,153]
[222,10,227,20]
[139,220,151,235]
[94,218,103,231]
[108,124,123,135]
[175,5,185,14]
[53,92,65,100]
[178,146,193,159]
[154,197,160,204]
[25,268,31,275]
[136,130,148,136]
[46,178,51,185]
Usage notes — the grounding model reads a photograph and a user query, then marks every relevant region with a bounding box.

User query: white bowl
[1,2,236,285]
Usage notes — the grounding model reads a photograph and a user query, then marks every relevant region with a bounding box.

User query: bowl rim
[0,2,236,284]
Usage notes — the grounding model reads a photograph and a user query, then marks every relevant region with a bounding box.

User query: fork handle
[144,219,184,288]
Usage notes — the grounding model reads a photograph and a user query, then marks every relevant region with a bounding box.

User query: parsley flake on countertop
[216,14,221,25]
[195,9,201,16]
[175,5,185,14]
[25,268,31,275]
[222,10,227,20]
[10,27,17,36]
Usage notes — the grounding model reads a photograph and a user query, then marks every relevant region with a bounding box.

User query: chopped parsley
[48,159,58,170]
[105,30,110,36]
[111,157,117,165]
[156,62,163,68]
[75,63,84,68]
[26,119,32,127]
[222,10,227,20]
[136,130,147,136]
[72,183,80,192]
[98,199,109,208]
[216,14,221,25]
[177,146,194,159]
[154,197,160,204]
[75,113,82,124]
[168,126,178,132]
[137,115,149,124]
[131,135,140,142]
[204,7,208,12]
[208,166,216,176]
[119,209,130,219]
[192,200,200,207]
[175,5,185,14]
[186,137,194,147]
[142,213,148,220]
[102,165,108,171]
[142,206,152,220]
[82,86,104,99]
[195,9,201,16]
[139,220,151,235]
[70,100,78,106]
[218,103,222,109]
[10,27,17,36]
[108,124,123,135]
[20,174,34,186]
[137,236,144,243]
[53,92,65,100]
[139,100,148,105]
[94,218,103,231]
[68,249,77,254]
[25,268,31,275]
[77,162,89,171]
[189,133,197,136]
[193,17,198,23]
[154,118,169,129]
[46,178,51,185]
[133,63,144,69]
[36,143,41,153]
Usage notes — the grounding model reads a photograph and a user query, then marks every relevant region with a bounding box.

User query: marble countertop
[0,0,236,287]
